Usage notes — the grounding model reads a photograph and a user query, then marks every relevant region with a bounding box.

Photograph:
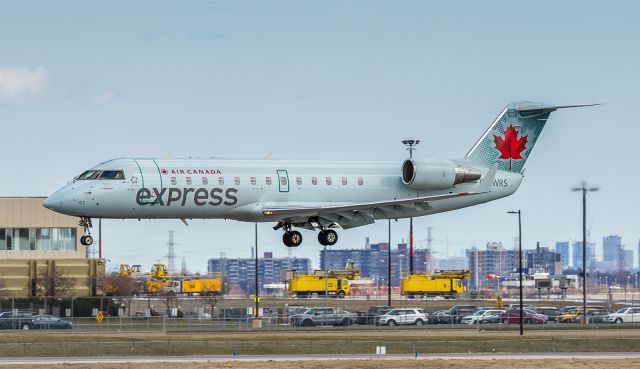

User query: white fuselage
[44,158,522,223]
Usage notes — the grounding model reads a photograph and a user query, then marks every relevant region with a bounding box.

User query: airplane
[43,101,595,248]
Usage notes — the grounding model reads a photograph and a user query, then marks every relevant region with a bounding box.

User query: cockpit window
[98,170,125,180]
[76,170,101,180]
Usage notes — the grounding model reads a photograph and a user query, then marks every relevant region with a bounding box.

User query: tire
[283,232,294,247]
[21,323,31,330]
[386,319,397,326]
[415,319,424,326]
[84,235,93,245]
[502,319,509,325]
[342,318,352,326]
[526,319,533,325]
[337,290,346,298]
[302,319,313,327]
[324,230,338,245]
[616,318,623,324]
[288,231,303,247]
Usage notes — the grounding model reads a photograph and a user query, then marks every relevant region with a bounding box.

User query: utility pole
[166,231,176,274]
[508,210,523,336]
[426,226,433,273]
[402,139,420,274]
[572,182,599,325]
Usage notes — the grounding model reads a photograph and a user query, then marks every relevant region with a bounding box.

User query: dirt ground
[2,359,640,369]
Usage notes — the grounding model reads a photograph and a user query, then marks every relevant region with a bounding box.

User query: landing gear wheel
[318,230,338,246]
[80,235,94,246]
[283,231,303,247]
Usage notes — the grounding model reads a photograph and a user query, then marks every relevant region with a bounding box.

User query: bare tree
[36,266,75,298]
[99,272,141,297]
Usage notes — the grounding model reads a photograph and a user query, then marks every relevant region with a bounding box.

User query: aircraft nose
[43,193,62,211]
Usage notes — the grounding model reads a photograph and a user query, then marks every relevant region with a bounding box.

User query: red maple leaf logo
[493,124,527,171]
[161,169,168,175]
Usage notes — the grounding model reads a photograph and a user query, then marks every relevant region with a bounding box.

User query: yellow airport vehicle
[401,269,470,299]
[288,273,351,298]
[180,276,222,295]
[119,264,142,277]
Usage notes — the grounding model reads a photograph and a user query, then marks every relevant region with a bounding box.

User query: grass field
[2,359,640,369]
[1,328,639,357]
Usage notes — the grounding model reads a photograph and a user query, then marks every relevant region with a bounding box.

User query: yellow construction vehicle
[401,269,470,299]
[315,261,361,280]
[180,276,222,295]
[145,264,170,294]
[119,264,142,277]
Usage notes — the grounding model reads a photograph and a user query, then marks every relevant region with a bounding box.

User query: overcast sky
[1,1,639,273]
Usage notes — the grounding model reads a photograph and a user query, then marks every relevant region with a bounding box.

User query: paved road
[1,352,640,365]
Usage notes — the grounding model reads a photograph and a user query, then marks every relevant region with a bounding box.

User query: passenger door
[133,159,163,198]
[276,170,289,193]
[632,308,640,322]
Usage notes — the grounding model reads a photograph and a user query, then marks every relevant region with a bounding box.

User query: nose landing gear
[79,217,94,246]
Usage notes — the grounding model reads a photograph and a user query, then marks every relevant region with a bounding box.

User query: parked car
[569,309,613,323]
[500,309,547,324]
[357,306,394,325]
[604,307,640,323]
[558,307,604,323]
[432,305,477,324]
[25,315,73,330]
[0,312,37,330]
[533,307,561,322]
[461,309,504,324]
[377,308,429,326]
[289,307,357,327]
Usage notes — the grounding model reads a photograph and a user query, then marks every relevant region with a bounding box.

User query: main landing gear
[79,217,94,246]
[275,222,339,248]
[318,229,338,246]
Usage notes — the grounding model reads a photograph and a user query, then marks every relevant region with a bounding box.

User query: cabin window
[202,177,208,185]
[296,177,302,185]
[98,170,125,180]
[266,177,272,185]
[218,177,224,185]
[186,177,192,185]
[341,177,347,185]
[326,177,332,185]
[251,177,257,185]
[235,177,240,185]
[358,177,364,185]
[171,177,177,186]
[311,177,317,185]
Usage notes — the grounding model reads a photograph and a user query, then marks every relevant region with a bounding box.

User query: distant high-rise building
[466,242,518,290]
[603,235,622,264]
[525,243,562,275]
[572,241,595,271]
[623,249,634,271]
[555,241,570,269]
[208,253,311,294]
[320,243,429,285]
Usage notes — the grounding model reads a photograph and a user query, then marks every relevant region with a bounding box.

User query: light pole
[571,182,599,325]
[402,139,420,274]
[387,219,392,307]
[254,222,259,318]
[507,210,523,336]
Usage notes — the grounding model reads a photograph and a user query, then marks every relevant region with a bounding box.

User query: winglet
[478,164,498,193]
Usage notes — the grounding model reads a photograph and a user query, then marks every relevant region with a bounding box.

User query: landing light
[263,210,274,215]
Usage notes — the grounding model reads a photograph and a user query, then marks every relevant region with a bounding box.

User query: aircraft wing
[263,164,497,230]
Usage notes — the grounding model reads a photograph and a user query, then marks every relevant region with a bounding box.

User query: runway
[1,352,640,365]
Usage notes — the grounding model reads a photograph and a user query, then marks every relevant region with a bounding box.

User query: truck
[288,274,350,298]
[401,269,470,299]
[287,261,359,298]
[164,276,222,295]
[289,307,358,327]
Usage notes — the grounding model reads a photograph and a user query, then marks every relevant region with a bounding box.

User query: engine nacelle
[401,159,481,190]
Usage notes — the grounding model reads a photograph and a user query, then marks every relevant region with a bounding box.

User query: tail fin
[465,102,598,173]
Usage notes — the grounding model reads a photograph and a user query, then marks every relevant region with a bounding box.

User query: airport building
[0,197,104,297]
